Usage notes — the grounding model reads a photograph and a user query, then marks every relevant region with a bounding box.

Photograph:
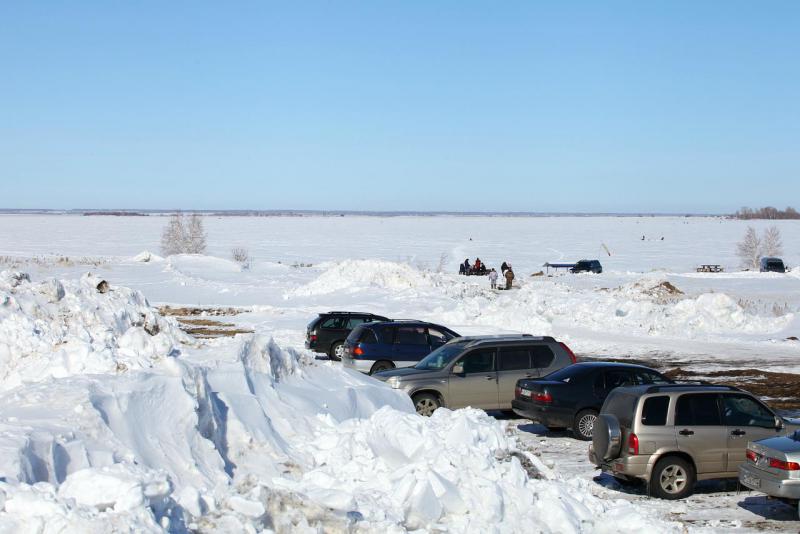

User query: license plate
[520,388,531,397]
[742,472,761,489]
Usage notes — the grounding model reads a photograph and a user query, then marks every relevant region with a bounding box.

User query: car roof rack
[448,334,555,346]
[326,311,383,315]
[644,383,742,394]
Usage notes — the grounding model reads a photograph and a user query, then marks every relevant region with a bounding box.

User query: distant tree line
[734,206,800,220]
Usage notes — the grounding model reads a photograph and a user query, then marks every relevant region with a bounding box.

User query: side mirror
[776,416,785,430]
[452,364,464,375]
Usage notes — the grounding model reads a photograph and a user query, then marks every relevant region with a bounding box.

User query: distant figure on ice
[501,261,508,274]
[488,268,498,289]
[641,235,645,240]
[474,258,482,274]
[504,265,515,289]
[459,262,466,275]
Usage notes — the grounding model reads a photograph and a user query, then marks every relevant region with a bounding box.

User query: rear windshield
[357,328,378,344]
[346,326,366,343]
[766,260,785,270]
[542,364,586,383]
[307,317,321,331]
[602,391,638,428]
[415,343,467,370]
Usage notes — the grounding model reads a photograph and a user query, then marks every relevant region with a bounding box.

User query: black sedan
[511,362,672,440]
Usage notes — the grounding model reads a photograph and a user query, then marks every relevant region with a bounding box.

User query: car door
[318,316,347,349]
[674,393,727,474]
[447,348,499,410]
[497,346,534,409]
[721,393,782,472]
[392,325,431,364]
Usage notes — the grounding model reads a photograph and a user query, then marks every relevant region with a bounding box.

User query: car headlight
[387,376,401,389]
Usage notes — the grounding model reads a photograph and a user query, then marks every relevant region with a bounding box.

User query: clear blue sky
[1,2,798,212]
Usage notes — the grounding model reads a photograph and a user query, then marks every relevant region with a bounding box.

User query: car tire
[370,360,395,375]
[573,409,598,441]
[329,341,344,362]
[649,456,695,500]
[412,393,441,417]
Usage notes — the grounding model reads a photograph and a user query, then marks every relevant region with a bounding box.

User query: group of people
[459,257,487,276]
[459,258,515,290]
[494,261,514,290]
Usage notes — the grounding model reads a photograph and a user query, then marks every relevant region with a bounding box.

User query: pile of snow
[132,250,163,263]
[0,271,187,390]
[291,259,429,296]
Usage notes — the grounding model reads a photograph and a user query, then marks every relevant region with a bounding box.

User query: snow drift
[291,259,428,297]
[0,270,187,391]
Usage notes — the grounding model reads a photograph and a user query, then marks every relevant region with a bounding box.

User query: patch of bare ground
[158,306,253,338]
[580,354,800,411]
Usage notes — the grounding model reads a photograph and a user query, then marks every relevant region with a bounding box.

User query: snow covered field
[1,214,799,532]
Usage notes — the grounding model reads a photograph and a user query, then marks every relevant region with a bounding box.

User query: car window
[602,391,638,428]
[532,345,555,368]
[633,370,670,385]
[357,329,378,344]
[320,316,345,329]
[427,328,450,346]
[722,394,775,428]
[641,396,669,426]
[346,317,367,329]
[395,326,428,345]
[454,349,495,374]
[603,370,634,391]
[675,394,722,426]
[499,348,530,371]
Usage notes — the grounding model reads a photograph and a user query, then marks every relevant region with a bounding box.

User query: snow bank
[0,271,187,390]
[291,259,428,296]
[132,250,164,263]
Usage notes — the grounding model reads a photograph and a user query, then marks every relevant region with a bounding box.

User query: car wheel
[573,409,598,441]
[413,393,441,416]
[370,360,394,375]
[329,341,344,362]
[649,456,695,500]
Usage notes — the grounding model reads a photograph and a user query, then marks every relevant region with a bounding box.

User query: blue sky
[1,2,798,212]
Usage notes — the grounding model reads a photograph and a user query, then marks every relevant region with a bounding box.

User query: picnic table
[543,262,576,274]
[696,264,724,273]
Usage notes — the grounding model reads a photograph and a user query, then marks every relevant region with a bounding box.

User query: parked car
[306,311,389,361]
[589,383,800,499]
[739,431,800,518]
[372,335,577,415]
[511,362,672,440]
[760,257,786,273]
[570,259,603,274]
[342,320,460,374]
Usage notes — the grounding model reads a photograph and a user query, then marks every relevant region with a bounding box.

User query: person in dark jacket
[501,261,508,274]
[463,258,471,275]
[504,265,515,289]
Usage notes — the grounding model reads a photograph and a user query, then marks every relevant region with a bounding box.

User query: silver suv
[373,335,576,415]
[589,384,800,499]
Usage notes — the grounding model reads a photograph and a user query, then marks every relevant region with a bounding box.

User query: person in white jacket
[488,268,498,289]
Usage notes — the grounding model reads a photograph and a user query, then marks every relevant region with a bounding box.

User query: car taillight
[309,334,317,342]
[533,391,552,403]
[769,458,800,471]
[559,342,577,364]
[628,433,639,455]
[746,449,757,462]
[514,386,521,398]
[353,346,364,357]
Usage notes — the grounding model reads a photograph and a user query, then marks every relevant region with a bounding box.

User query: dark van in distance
[760,257,786,273]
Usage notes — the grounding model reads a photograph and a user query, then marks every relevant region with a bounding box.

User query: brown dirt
[158,305,245,317]
[580,355,800,412]
[159,306,252,338]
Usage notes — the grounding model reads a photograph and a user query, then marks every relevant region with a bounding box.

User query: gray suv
[589,384,800,499]
[373,335,576,416]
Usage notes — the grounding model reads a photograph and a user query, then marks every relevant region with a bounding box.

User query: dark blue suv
[342,320,460,374]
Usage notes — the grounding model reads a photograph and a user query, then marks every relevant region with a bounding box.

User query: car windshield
[415,343,466,370]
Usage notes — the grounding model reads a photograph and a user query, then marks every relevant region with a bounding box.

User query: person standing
[504,265,515,289]
[501,261,508,274]
[488,268,498,289]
